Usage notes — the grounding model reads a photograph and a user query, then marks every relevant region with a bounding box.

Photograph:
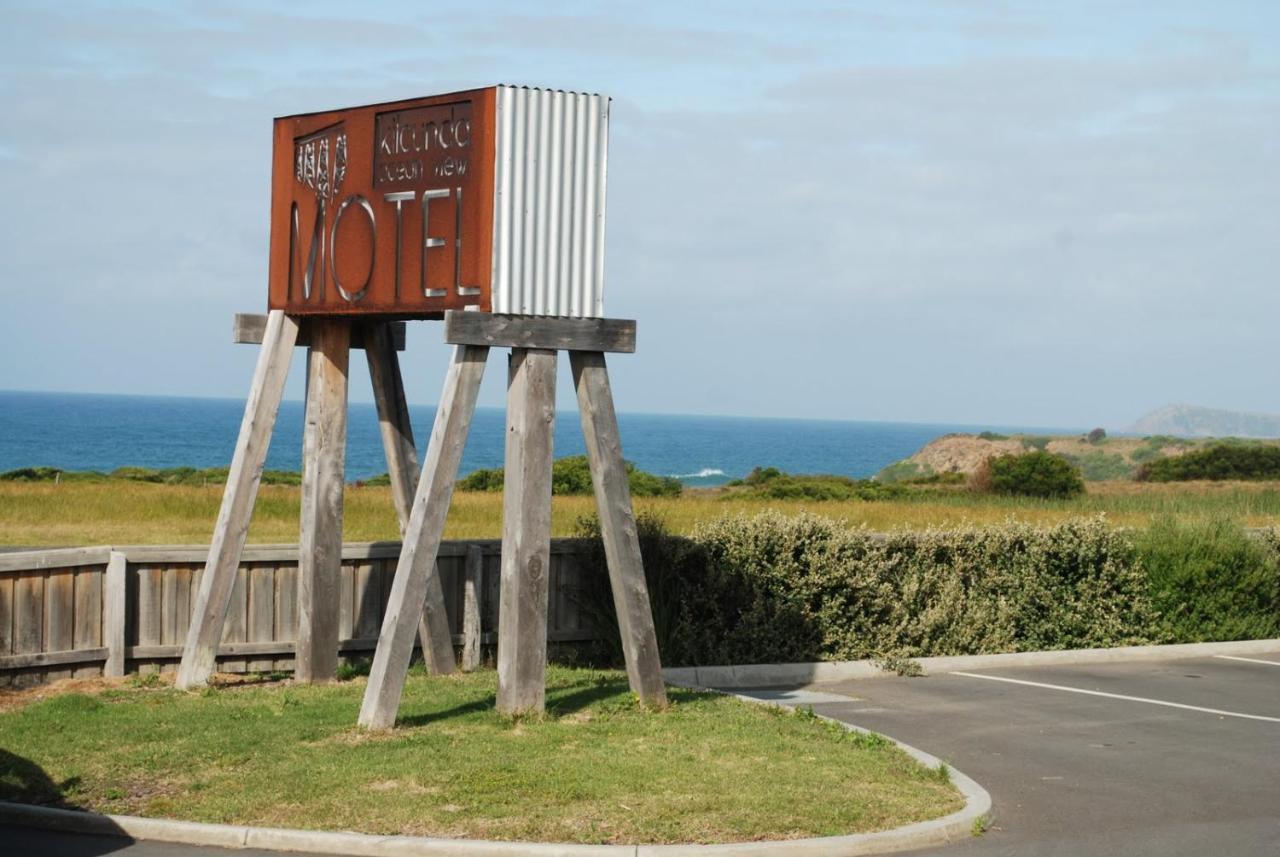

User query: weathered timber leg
[365,322,420,528]
[496,348,557,715]
[359,345,488,729]
[177,311,299,689]
[295,319,350,683]
[364,322,455,675]
[570,351,668,707]
[460,544,483,672]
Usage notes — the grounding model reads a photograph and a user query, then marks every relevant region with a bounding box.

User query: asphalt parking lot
[759,650,1280,856]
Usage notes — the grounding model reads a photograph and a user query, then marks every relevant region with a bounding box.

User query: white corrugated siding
[490,86,608,317]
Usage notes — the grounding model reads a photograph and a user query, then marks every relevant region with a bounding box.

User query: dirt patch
[909,435,1025,475]
[0,676,129,712]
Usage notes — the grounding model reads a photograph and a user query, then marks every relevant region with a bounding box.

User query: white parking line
[1214,654,1280,667]
[950,671,1280,723]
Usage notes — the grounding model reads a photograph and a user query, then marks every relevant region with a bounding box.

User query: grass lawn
[0,668,961,844]
[2,480,1280,546]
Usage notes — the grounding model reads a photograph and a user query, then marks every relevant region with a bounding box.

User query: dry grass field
[2,479,1279,546]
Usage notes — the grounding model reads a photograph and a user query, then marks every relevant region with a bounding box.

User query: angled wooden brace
[359,344,488,729]
[364,322,456,675]
[177,311,299,689]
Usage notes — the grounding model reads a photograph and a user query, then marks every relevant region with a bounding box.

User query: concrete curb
[0,692,992,857]
[661,638,1280,689]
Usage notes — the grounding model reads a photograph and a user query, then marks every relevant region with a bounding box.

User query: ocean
[0,391,1069,487]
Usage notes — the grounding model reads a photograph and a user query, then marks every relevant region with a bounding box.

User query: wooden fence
[0,540,599,687]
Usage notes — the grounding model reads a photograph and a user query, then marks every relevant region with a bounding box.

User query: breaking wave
[672,468,727,479]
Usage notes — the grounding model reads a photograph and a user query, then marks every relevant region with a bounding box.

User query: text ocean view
[1,390,1073,486]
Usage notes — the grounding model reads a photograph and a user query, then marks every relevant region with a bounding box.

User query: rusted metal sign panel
[268,86,609,318]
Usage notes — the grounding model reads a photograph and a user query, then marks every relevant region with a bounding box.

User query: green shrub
[1064,452,1133,482]
[0,467,67,482]
[458,456,681,498]
[1129,442,1165,464]
[1022,436,1051,451]
[978,451,1084,498]
[729,467,908,501]
[458,466,505,492]
[1137,443,1280,482]
[902,471,966,486]
[873,459,932,483]
[977,431,1008,441]
[571,514,704,667]
[0,466,293,486]
[1086,428,1107,444]
[1136,518,1280,642]
[575,512,1157,667]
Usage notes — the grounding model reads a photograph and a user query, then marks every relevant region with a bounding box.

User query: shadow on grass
[0,749,83,810]
[396,695,498,728]
[393,677,636,727]
[0,749,134,855]
[545,678,633,716]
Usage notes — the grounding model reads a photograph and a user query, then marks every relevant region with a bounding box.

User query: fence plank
[43,570,74,681]
[73,566,103,678]
[14,572,45,686]
[484,551,501,636]
[73,567,102,649]
[461,545,482,671]
[137,565,163,674]
[173,566,192,645]
[338,559,355,642]
[438,557,459,636]
[378,559,394,626]
[275,564,297,641]
[45,571,74,649]
[138,565,161,646]
[161,565,180,647]
[353,562,380,640]
[0,575,13,656]
[103,552,126,677]
[248,564,275,672]
[558,555,582,632]
[221,566,248,673]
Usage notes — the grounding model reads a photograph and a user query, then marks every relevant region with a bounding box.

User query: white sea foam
[673,468,726,479]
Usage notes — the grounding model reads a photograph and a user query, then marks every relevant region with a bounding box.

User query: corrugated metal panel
[491,86,608,317]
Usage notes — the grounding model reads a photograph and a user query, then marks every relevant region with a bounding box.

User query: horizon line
[0,387,1084,434]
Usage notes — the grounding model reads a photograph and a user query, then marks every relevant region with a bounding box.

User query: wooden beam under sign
[234,314,406,351]
[443,311,635,353]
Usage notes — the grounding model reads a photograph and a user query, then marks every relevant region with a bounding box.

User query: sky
[1,1,1277,429]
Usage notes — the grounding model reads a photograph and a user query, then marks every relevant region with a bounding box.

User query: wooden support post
[102,551,127,678]
[571,351,668,707]
[359,345,488,729]
[177,311,299,689]
[364,322,455,675]
[460,544,483,672]
[365,322,419,530]
[496,348,557,715]
[295,319,350,683]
